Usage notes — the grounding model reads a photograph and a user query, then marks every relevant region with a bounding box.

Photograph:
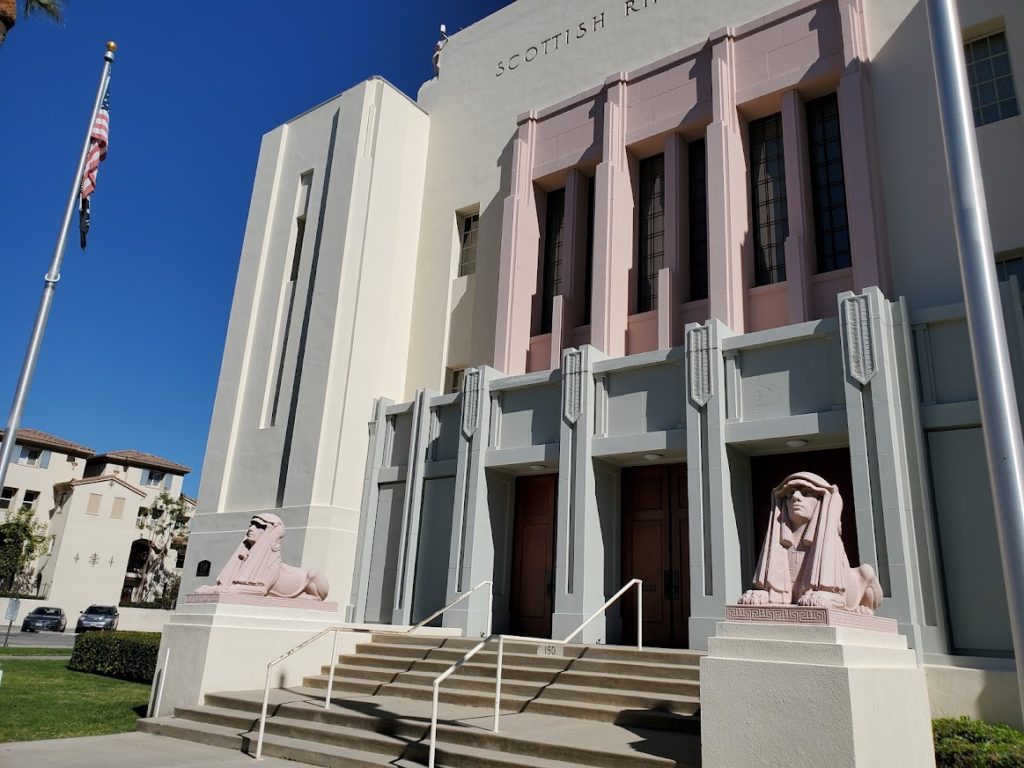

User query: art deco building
[183,0,1024,723]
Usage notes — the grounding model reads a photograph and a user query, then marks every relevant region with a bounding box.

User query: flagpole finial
[106,41,117,52]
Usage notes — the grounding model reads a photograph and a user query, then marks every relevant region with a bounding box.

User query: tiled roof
[0,428,95,457]
[89,450,191,475]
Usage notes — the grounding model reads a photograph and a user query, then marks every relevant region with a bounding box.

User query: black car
[76,605,119,632]
[21,606,67,633]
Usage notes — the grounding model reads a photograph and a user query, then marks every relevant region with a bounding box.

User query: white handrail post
[429,681,440,768]
[255,663,273,760]
[637,579,643,650]
[493,635,504,733]
[324,628,340,710]
[486,583,494,636]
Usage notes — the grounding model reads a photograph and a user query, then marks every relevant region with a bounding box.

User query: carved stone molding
[842,294,876,385]
[461,368,482,438]
[687,326,712,407]
[562,348,582,424]
[725,604,897,633]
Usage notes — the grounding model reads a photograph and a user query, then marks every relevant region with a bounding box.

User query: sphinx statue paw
[737,589,770,605]
[796,590,837,608]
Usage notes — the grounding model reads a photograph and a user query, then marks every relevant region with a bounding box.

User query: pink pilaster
[837,0,891,295]
[706,35,746,333]
[657,267,673,350]
[494,114,540,375]
[781,90,812,324]
[549,295,565,371]
[591,74,632,358]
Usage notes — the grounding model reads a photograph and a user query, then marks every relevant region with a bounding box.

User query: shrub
[67,631,161,684]
[934,717,1024,767]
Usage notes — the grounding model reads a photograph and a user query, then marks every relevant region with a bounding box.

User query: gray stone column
[552,344,609,643]
[443,366,501,638]
[839,287,929,650]
[390,388,435,626]
[686,319,745,650]
[345,396,394,623]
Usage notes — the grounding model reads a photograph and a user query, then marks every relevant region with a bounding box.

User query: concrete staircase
[139,632,703,767]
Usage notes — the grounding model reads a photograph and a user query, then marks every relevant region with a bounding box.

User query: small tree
[130,492,190,604]
[0,505,50,593]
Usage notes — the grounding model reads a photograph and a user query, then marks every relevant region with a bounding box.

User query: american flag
[79,89,110,249]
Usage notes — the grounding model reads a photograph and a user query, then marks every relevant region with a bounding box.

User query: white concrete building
[180,0,1024,731]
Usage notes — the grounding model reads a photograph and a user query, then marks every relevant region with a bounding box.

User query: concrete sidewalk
[0,731,311,767]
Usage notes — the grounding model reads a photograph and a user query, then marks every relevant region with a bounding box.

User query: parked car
[20,606,67,633]
[76,605,119,632]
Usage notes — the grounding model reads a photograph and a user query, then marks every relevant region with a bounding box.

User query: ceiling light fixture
[785,439,808,448]
[643,453,663,461]
[528,464,546,471]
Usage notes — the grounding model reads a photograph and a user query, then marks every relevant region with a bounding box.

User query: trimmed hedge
[67,631,161,684]
[934,717,1024,767]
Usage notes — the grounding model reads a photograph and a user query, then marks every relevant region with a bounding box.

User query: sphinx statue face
[244,515,270,547]
[785,486,819,527]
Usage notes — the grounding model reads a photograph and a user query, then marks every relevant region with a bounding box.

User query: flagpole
[0,42,116,496]
[925,0,1024,715]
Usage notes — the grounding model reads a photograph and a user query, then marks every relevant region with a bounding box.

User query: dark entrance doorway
[509,473,557,638]
[621,464,689,648]
[749,448,859,570]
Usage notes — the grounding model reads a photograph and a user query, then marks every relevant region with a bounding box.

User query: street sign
[4,599,20,622]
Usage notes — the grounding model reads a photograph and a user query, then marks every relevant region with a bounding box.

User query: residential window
[540,188,566,334]
[965,31,1019,127]
[750,113,789,286]
[16,447,42,467]
[141,469,167,487]
[0,487,17,511]
[86,493,102,516]
[22,490,39,511]
[175,548,187,569]
[996,252,1024,284]
[807,93,851,273]
[688,139,709,301]
[637,154,665,313]
[111,497,126,520]
[458,211,480,277]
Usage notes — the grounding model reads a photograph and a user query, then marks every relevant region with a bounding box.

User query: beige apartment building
[0,428,193,629]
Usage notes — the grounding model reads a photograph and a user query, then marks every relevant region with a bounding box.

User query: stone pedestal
[701,609,936,768]
[149,600,457,717]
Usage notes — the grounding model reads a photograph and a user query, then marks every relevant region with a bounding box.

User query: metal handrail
[254,580,493,760]
[425,578,643,768]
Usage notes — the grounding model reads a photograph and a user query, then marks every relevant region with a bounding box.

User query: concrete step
[198,688,698,767]
[320,663,700,699]
[336,651,701,682]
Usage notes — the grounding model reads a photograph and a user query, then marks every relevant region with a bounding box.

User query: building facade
[0,429,194,626]
[183,0,1024,721]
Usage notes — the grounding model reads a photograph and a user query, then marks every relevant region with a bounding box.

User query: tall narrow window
[965,31,1019,127]
[458,211,479,277]
[807,93,851,273]
[0,487,15,510]
[265,172,313,428]
[688,139,709,301]
[540,189,566,334]
[637,154,665,312]
[750,114,788,286]
[583,175,596,325]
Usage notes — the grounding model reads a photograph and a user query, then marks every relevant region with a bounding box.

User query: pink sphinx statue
[195,513,330,600]
[737,471,883,614]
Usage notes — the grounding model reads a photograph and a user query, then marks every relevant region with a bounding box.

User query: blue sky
[0,1,512,497]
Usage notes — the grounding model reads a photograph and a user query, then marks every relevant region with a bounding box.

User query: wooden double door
[509,474,557,638]
[621,464,690,647]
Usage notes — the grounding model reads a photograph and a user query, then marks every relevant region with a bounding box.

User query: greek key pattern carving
[687,326,712,407]
[562,348,582,424]
[461,368,482,439]
[842,294,876,385]
[725,604,897,633]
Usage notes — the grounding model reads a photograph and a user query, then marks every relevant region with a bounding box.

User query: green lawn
[0,660,150,742]
[0,647,72,657]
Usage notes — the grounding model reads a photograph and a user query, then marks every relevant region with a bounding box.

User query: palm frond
[22,0,65,22]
